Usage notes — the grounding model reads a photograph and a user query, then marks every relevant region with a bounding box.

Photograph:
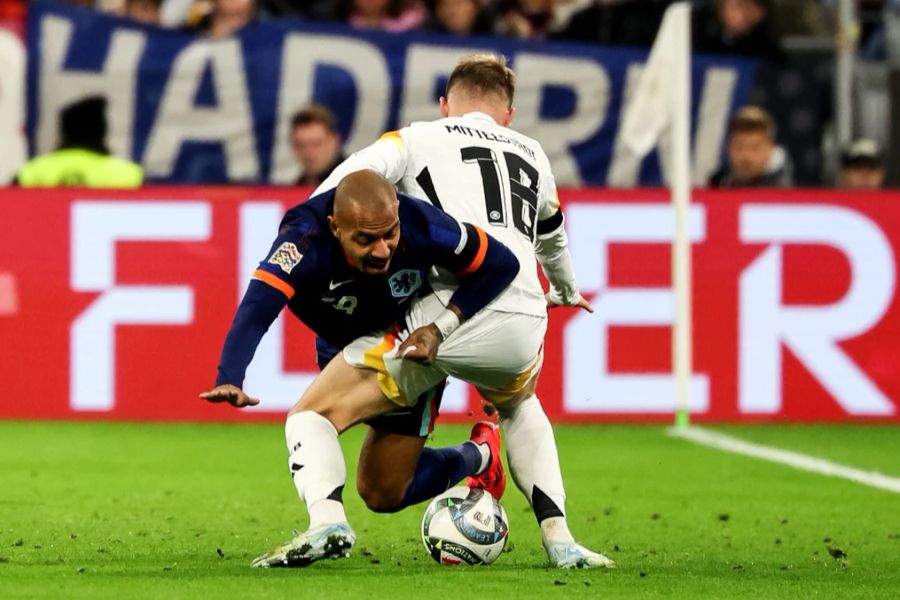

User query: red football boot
[465,421,506,500]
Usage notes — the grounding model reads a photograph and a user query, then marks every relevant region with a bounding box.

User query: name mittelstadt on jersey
[444,125,535,159]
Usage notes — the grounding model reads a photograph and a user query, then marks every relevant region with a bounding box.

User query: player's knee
[357,478,405,513]
[287,402,349,433]
[496,391,540,420]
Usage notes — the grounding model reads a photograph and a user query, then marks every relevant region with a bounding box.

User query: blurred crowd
[4,0,897,188]
[32,0,894,58]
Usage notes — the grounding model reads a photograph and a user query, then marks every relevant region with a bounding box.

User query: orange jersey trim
[459,226,488,275]
[253,269,295,299]
[377,130,402,145]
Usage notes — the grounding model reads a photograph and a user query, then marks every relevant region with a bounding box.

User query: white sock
[468,440,491,474]
[500,395,575,545]
[284,411,347,529]
[540,517,574,546]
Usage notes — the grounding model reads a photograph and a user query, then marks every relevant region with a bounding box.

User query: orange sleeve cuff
[253,269,295,299]
[459,226,488,275]
[377,130,402,145]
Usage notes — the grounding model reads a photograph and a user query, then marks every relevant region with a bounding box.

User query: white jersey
[316,111,578,318]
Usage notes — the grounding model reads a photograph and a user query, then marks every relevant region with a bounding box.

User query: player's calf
[357,480,408,513]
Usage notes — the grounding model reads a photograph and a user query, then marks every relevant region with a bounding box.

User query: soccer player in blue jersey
[200,170,517,566]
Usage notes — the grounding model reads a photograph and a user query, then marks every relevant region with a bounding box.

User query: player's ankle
[466,440,491,474]
[308,498,348,529]
[540,516,575,545]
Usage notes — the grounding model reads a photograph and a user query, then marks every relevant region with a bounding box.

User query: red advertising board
[1,188,898,422]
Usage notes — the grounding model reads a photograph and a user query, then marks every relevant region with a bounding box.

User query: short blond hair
[291,103,338,132]
[445,53,516,107]
[729,105,777,140]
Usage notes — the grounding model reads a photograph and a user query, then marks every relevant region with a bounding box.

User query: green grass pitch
[1,422,899,598]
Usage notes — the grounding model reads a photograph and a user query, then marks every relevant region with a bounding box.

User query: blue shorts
[316,336,444,437]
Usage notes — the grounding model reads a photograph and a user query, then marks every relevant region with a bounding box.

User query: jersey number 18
[417,146,540,240]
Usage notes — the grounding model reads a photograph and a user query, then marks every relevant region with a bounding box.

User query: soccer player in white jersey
[313,53,614,569]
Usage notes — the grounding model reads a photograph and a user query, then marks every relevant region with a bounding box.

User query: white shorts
[344,293,547,407]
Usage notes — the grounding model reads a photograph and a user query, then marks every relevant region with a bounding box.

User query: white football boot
[251,522,356,568]
[545,541,617,569]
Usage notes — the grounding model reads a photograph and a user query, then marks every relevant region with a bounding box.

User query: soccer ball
[421,485,509,565]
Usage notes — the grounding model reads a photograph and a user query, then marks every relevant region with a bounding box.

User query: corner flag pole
[618,2,694,427]
[670,4,693,428]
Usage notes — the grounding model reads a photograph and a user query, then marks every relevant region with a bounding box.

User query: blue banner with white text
[26,0,756,186]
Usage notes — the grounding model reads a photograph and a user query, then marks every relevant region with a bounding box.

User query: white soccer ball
[421,485,509,565]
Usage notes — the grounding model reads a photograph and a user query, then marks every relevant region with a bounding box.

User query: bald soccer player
[201,170,518,567]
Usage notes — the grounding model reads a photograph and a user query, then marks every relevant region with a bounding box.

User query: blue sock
[398,442,482,510]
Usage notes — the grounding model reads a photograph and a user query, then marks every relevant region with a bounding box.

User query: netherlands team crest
[388,269,422,298]
[267,242,303,274]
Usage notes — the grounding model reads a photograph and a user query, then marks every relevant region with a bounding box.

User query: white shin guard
[285,411,348,528]
[500,395,574,544]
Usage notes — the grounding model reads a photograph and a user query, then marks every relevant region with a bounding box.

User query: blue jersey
[253,190,480,350]
[215,188,519,387]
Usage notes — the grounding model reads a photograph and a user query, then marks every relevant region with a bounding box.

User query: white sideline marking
[668,426,900,494]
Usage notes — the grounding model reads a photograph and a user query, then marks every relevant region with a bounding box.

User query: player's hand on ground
[199,384,260,408]
[397,324,442,365]
[546,292,594,313]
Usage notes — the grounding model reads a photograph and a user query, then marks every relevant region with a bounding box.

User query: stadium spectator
[155,0,212,27]
[708,105,794,188]
[856,0,900,63]
[16,96,143,188]
[768,0,830,37]
[257,0,335,19]
[123,0,164,24]
[839,139,886,189]
[423,0,496,36]
[553,0,672,46]
[289,104,346,187]
[493,0,563,39]
[693,0,783,62]
[190,0,256,38]
[336,0,426,32]
[886,0,900,65]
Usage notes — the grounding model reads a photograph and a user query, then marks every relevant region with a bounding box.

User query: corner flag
[620,2,694,427]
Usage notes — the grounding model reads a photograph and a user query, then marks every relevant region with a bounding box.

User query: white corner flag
[620,2,692,158]
[620,2,694,427]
